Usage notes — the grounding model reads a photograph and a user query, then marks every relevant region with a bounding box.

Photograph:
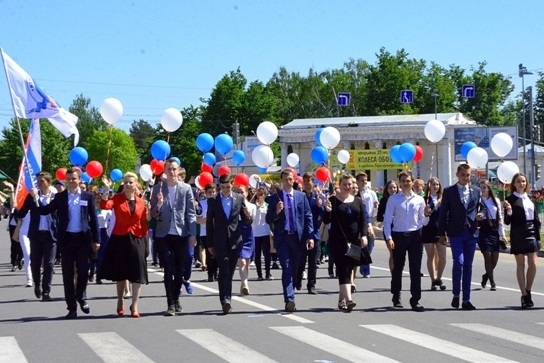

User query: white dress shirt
[383,191,426,240]
[513,191,535,221]
[481,196,505,237]
[66,189,83,233]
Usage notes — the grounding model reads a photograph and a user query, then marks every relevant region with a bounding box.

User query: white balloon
[194,175,203,189]
[252,145,274,168]
[319,127,341,149]
[286,153,299,167]
[497,161,520,184]
[249,174,261,189]
[337,149,350,164]
[139,164,153,182]
[256,121,278,145]
[490,132,513,158]
[100,98,123,125]
[424,120,446,143]
[160,108,183,132]
[466,147,488,169]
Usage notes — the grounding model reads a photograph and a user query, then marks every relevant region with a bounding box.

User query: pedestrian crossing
[2,323,543,362]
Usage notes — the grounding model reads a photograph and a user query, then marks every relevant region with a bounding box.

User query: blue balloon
[110,168,123,182]
[232,150,246,166]
[390,145,402,164]
[215,134,234,155]
[314,128,323,146]
[196,133,214,153]
[311,145,329,165]
[69,147,88,166]
[151,140,171,160]
[461,141,477,160]
[203,152,216,166]
[169,157,181,166]
[257,166,268,173]
[81,172,92,184]
[399,143,416,163]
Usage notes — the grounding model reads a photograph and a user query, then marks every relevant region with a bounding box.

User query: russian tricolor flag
[15,119,41,209]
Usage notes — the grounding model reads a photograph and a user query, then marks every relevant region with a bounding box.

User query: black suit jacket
[206,192,251,251]
[17,193,57,241]
[438,184,481,238]
[37,189,100,245]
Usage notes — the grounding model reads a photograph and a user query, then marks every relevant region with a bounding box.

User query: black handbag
[346,243,362,262]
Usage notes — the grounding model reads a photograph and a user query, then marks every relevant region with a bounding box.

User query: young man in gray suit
[150,159,197,316]
[206,174,252,314]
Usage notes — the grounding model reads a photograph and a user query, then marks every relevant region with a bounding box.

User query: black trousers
[254,235,271,278]
[215,244,242,304]
[60,232,91,311]
[391,230,423,305]
[297,243,318,289]
[9,225,23,266]
[156,234,188,306]
[30,231,57,294]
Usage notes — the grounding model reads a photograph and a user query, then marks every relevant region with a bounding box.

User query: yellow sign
[346,149,412,170]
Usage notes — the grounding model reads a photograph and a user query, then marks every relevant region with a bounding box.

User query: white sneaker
[25,280,33,287]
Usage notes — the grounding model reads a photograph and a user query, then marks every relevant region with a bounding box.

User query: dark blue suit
[38,189,100,312]
[438,184,481,303]
[266,190,313,304]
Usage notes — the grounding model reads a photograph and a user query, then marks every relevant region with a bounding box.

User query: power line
[36,78,212,91]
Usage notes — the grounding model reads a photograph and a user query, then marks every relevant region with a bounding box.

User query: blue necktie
[287,193,296,233]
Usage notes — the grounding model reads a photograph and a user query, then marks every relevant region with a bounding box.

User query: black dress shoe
[285,300,296,313]
[411,303,425,312]
[222,301,232,315]
[526,290,534,307]
[42,293,52,302]
[34,286,42,299]
[65,310,77,319]
[78,300,90,314]
[451,296,460,309]
[308,287,317,295]
[393,300,404,308]
[461,302,476,310]
[481,274,488,289]
[88,275,94,283]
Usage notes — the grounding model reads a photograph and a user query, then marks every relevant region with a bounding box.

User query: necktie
[287,193,296,232]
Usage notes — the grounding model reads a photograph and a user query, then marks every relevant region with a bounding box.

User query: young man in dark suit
[206,174,252,314]
[266,168,314,312]
[18,172,58,302]
[438,163,481,310]
[34,167,100,319]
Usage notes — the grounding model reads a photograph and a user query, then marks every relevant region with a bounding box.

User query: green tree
[129,119,156,161]
[0,119,71,179]
[85,128,139,175]
[69,94,108,146]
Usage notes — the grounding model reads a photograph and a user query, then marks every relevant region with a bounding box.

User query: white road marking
[78,332,154,363]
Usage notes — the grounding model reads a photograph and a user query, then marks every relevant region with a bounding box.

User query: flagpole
[0,49,36,194]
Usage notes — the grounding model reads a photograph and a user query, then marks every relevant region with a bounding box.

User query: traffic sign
[462,84,475,98]
[400,90,413,104]
[337,92,351,106]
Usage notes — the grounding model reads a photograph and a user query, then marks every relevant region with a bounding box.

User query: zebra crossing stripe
[0,337,28,363]
[270,326,400,363]
[452,323,544,351]
[361,324,518,363]
[177,329,278,363]
[78,332,154,363]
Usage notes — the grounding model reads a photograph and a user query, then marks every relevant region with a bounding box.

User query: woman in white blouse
[476,180,507,291]
[503,173,541,309]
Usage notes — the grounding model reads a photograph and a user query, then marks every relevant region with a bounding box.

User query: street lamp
[519,63,533,176]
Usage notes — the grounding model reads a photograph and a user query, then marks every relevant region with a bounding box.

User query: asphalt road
[1,218,544,363]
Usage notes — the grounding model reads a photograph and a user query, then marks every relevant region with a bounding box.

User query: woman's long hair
[424,177,442,207]
[480,179,501,224]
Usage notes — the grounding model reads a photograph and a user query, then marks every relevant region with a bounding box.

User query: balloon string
[167,132,170,144]
[105,126,114,172]
[428,146,435,179]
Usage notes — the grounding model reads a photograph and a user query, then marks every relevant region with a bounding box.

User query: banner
[15,119,41,209]
[346,149,413,170]
[1,49,79,146]
[454,126,518,161]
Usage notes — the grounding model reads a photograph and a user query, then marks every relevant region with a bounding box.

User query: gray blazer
[150,181,197,238]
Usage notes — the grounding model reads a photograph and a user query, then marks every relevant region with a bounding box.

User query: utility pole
[529,86,536,188]
[519,64,533,175]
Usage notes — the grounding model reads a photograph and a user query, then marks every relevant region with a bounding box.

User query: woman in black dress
[322,173,368,312]
[503,173,540,308]
[477,179,507,291]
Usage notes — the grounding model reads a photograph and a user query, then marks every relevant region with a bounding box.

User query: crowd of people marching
[1,160,541,318]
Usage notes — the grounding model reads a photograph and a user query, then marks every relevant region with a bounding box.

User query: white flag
[1,49,80,146]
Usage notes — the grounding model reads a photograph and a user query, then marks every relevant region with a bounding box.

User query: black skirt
[510,221,539,255]
[97,233,148,284]
[478,223,500,252]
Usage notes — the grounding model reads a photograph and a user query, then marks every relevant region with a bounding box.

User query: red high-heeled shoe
[117,308,125,316]
[130,305,140,318]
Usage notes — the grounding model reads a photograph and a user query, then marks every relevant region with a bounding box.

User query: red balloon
[86,161,103,178]
[201,163,213,173]
[414,145,424,163]
[285,167,298,179]
[234,173,250,188]
[199,172,214,187]
[296,176,303,184]
[56,167,67,181]
[315,167,330,183]
[218,165,231,176]
[150,159,165,175]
